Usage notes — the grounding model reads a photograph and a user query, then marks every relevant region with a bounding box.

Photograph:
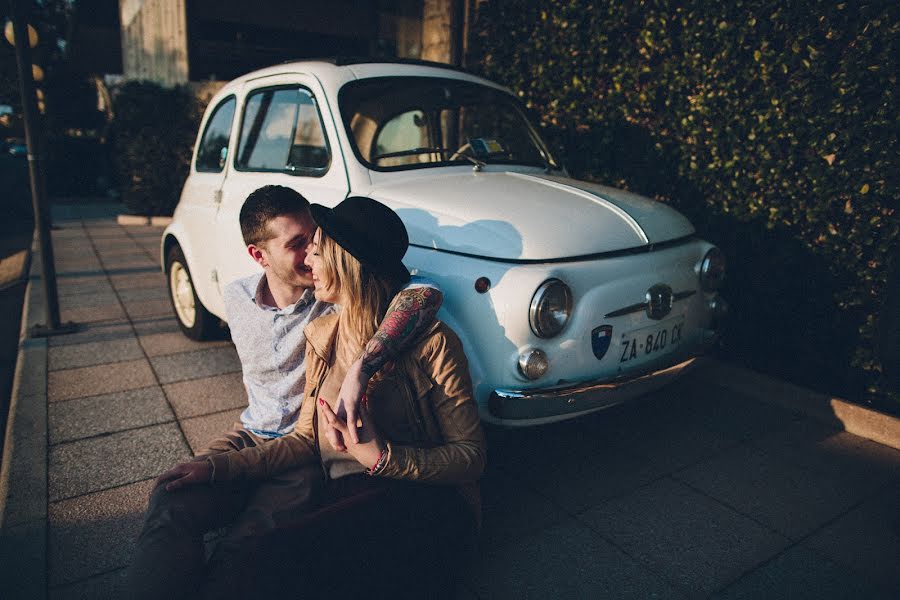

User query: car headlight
[529,278,572,338]
[700,247,726,292]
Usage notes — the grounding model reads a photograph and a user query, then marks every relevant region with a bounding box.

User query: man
[127,186,442,597]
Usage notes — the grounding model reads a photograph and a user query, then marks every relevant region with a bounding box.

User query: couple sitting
[127,186,486,598]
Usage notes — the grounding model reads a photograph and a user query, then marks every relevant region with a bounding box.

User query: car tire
[165,244,219,341]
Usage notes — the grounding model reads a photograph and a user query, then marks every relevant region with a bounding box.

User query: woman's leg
[251,477,477,599]
[203,463,325,597]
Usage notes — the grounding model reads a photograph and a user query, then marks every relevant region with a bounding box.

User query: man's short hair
[239,186,310,247]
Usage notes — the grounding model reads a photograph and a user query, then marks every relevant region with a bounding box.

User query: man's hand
[333,357,370,446]
[153,461,212,492]
[318,397,384,469]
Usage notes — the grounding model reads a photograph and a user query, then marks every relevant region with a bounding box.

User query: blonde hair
[317,229,395,353]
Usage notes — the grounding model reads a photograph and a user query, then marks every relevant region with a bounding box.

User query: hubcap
[169,261,196,328]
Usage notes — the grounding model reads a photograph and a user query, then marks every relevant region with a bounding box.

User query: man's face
[256,211,316,290]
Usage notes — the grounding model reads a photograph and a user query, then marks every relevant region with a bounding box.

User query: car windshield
[339,77,558,171]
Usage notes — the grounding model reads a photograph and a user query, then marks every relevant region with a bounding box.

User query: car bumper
[487,333,717,425]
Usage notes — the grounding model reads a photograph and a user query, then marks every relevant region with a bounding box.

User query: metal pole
[10,0,76,336]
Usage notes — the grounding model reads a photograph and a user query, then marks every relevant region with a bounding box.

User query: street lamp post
[8,0,76,336]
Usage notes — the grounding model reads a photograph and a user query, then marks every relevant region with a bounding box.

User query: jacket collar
[304,312,340,362]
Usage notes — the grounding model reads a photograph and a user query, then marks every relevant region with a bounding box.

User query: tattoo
[359,287,443,377]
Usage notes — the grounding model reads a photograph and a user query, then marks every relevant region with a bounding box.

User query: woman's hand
[318,397,385,470]
[153,460,212,492]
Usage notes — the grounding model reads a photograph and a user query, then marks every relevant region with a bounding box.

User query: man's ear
[247,244,267,268]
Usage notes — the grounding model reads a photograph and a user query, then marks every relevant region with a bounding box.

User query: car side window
[236,86,330,175]
[195,96,236,173]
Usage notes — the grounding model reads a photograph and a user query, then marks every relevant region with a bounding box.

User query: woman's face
[305,228,341,304]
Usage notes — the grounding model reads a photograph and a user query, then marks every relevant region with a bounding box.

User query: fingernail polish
[318,398,324,406]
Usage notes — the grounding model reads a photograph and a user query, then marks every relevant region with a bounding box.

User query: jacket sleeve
[207,346,319,483]
[377,326,486,484]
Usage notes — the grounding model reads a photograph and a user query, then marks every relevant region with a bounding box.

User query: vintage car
[162,58,726,426]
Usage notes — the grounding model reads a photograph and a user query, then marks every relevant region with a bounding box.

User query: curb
[0,236,48,600]
[699,358,900,451]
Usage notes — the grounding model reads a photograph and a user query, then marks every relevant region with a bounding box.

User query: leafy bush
[110,81,199,216]
[470,1,898,408]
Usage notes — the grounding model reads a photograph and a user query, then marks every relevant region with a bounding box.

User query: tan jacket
[208,314,486,489]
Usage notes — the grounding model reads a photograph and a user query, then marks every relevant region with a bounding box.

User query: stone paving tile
[163,372,247,419]
[750,419,900,496]
[117,286,169,303]
[477,466,569,550]
[49,423,190,501]
[56,278,115,298]
[58,291,120,309]
[48,359,157,402]
[136,318,232,357]
[677,380,804,442]
[123,298,173,319]
[596,391,741,473]
[48,337,145,371]
[803,481,900,594]
[711,545,893,600]
[580,477,790,597]
[150,346,241,384]
[47,321,134,348]
[49,387,174,445]
[464,518,684,599]
[61,302,127,324]
[673,443,872,540]
[55,261,103,275]
[109,271,166,291]
[489,419,664,514]
[48,479,154,586]
[180,408,244,455]
[50,568,129,600]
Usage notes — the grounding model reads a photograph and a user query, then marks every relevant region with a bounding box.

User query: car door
[176,94,238,316]
[213,73,350,292]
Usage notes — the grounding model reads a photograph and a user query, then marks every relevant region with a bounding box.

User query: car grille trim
[604,289,696,318]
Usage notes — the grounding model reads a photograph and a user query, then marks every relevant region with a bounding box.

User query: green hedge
[470,1,898,408]
[110,81,199,216]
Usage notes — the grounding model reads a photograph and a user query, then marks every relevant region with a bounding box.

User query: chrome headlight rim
[518,348,550,380]
[700,247,726,292]
[529,278,573,338]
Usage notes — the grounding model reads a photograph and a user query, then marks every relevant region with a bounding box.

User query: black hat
[309,196,411,287]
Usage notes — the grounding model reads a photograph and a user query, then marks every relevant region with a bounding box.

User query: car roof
[216,58,509,98]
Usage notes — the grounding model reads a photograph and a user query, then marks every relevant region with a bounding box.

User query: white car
[162,59,726,426]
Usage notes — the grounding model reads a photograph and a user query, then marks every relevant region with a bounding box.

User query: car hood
[366,171,695,261]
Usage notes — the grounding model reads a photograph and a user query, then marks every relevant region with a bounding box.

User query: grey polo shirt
[223,273,334,438]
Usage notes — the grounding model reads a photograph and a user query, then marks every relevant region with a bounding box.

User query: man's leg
[127,425,268,600]
[203,463,325,597]
[127,482,249,600]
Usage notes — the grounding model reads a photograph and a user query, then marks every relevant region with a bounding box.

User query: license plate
[619,319,684,363]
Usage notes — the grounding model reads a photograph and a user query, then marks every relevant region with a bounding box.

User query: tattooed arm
[330,285,443,446]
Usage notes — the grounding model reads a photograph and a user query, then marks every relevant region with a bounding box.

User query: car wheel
[166,244,218,340]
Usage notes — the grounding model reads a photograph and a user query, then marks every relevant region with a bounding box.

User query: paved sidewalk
[2,205,899,599]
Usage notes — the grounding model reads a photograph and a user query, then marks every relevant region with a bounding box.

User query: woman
[204,196,485,597]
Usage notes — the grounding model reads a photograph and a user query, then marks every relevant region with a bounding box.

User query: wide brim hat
[309,196,411,287]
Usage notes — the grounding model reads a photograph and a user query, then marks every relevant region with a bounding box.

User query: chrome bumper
[488,355,701,423]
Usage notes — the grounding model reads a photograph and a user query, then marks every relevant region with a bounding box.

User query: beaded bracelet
[366,445,388,475]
